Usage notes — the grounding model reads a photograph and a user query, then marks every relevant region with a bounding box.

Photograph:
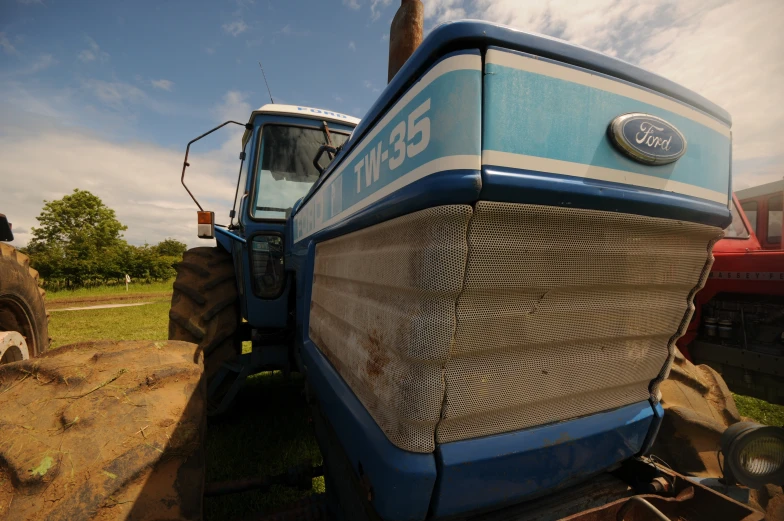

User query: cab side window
[741,201,758,235]
[767,195,782,245]
[724,200,750,238]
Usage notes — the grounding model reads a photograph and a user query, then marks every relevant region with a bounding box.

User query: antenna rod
[258,61,274,104]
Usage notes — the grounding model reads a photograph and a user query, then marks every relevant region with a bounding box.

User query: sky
[1,0,782,248]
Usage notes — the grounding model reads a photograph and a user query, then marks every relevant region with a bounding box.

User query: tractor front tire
[0,243,48,363]
[168,247,239,380]
[653,347,740,477]
[0,340,206,521]
[654,348,783,519]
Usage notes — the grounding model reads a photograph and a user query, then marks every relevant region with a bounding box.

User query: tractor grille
[309,202,722,453]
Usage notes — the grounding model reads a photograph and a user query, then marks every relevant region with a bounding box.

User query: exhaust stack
[387,0,424,83]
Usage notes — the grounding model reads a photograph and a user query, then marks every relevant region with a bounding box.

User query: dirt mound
[0,340,205,520]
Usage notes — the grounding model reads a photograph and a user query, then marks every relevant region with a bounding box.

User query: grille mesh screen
[309,205,473,453]
[437,202,722,443]
[309,202,722,452]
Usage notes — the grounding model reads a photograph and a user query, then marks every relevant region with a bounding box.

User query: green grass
[49,299,171,348]
[734,394,784,426]
[46,279,174,301]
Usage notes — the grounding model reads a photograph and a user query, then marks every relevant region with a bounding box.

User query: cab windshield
[252,124,349,220]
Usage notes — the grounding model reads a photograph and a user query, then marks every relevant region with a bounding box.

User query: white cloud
[363,80,372,89]
[151,79,174,91]
[334,95,344,103]
[0,90,253,249]
[424,0,784,189]
[343,0,361,9]
[78,36,109,63]
[213,90,252,123]
[370,0,394,21]
[83,79,146,108]
[80,79,188,116]
[280,24,291,35]
[5,54,57,76]
[0,127,237,249]
[205,46,216,55]
[0,33,19,55]
[222,20,248,36]
[348,40,356,51]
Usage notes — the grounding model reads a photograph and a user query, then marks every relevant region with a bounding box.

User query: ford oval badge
[609,113,687,165]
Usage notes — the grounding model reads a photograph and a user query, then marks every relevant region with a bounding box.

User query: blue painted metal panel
[431,401,655,518]
[293,49,482,244]
[301,168,480,246]
[482,46,731,208]
[340,21,728,183]
[481,166,732,228]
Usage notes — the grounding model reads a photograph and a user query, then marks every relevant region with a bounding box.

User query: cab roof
[735,179,784,201]
[249,104,360,126]
[242,104,359,146]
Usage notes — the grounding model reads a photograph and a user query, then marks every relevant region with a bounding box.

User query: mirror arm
[182,120,253,211]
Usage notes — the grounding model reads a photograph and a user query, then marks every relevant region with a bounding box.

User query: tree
[26,189,128,287]
[153,238,187,257]
[25,190,183,288]
[28,189,127,251]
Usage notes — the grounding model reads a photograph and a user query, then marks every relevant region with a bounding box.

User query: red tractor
[680,181,784,405]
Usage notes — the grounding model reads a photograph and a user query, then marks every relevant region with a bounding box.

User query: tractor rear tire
[0,340,206,521]
[168,247,239,381]
[0,243,49,362]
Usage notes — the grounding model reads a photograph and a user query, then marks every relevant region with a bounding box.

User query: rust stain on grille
[363,328,390,379]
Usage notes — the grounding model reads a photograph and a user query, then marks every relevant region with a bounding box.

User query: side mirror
[313,144,338,175]
[197,211,215,240]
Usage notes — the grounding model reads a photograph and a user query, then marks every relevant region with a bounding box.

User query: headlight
[721,422,784,488]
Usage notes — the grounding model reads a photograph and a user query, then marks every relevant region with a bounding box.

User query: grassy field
[44,282,783,518]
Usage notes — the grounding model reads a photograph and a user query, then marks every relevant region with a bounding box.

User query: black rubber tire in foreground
[0,340,206,521]
[168,247,240,380]
[0,243,49,362]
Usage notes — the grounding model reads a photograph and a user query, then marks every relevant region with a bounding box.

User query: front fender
[214,227,245,252]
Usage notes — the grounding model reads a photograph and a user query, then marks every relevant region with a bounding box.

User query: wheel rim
[0,293,37,362]
[0,331,30,363]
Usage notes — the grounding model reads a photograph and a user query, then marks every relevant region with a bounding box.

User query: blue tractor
[169,11,784,521]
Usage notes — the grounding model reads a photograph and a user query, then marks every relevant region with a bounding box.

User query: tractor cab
[177,104,358,412]
[220,105,357,330]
